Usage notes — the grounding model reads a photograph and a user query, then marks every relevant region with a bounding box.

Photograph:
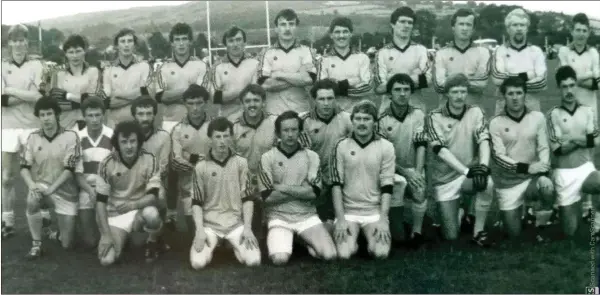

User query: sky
[1,0,599,25]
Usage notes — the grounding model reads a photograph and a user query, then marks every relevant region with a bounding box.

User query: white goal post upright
[205,0,272,67]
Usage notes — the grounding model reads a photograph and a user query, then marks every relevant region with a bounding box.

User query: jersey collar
[386,103,413,122]
[452,41,474,54]
[442,102,467,121]
[209,148,233,167]
[113,55,140,70]
[42,126,64,142]
[503,107,530,123]
[508,41,529,52]
[310,106,341,125]
[227,53,246,68]
[332,47,353,61]
[8,54,31,68]
[173,55,191,68]
[66,62,89,76]
[275,40,299,54]
[276,143,302,159]
[570,44,589,56]
[118,150,142,170]
[184,113,208,130]
[351,132,379,149]
[560,103,581,116]
[392,40,412,53]
[143,127,157,142]
[241,111,265,129]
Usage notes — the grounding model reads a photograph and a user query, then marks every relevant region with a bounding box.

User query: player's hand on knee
[193,229,208,253]
[372,221,391,244]
[239,227,259,250]
[98,234,115,259]
[115,203,134,214]
[334,220,351,243]
[528,162,550,174]
[537,176,555,197]
[467,164,491,192]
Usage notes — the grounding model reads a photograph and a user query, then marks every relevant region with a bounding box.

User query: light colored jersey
[20,128,81,201]
[191,151,251,235]
[330,135,395,216]
[75,124,114,198]
[153,56,209,122]
[318,48,372,109]
[427,105,489,186]
[299,108,352,185]
[96,150,161,217]
[377,105,428,169]
[170,115,212,199]
[558,45,600,116]
[100,56,153,127]
[432,42,490,94]
[232,112,277,175]
[547,104,598,169]
[50,63,101,129]
[374,42,429,90]
[257,42,317,114]
[1,56,45,129]
[491,43,547,93]
[489,109,549,188]
[141,128,172,185]
[211,54,258,117]
[258,146,321,223]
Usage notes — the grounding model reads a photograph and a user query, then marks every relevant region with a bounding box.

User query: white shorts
[267,215,322,234]
[434,175,467,202]
[78,192,96,210]
[391,174,408,207]
[108,210,141,233]
[495,179,534,211]
[554,162,596,207]
[339,214,382,228]
[50,194,78,216]
[205,224,244,240]
[1,128,37,153]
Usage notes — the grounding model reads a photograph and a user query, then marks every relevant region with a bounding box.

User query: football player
[317,17,373,111]
[432,8,491,114]
[548,66,600,237]
[426,74,494,247]
[374,7,429,112]
[100,28,153,128]
[491,9,547,115]
[48,34,101,129]
[257,9,317,115]
[21,97,81,258]
[377,73,428,248]
[96,121,164,265]
[211,26,259,120]
[331,101,395,259]
[489,77,554,241]
[189,117,261,269]
[1,24,46,239]
[154,23,210,133]
[258,111,337,265]
[299,79,353,223]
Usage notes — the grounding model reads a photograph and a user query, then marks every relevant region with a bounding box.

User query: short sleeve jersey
[258,146,321,223]
[318,49,372,97]
[96,151,161,217]
[374,42,429,89]
[432,42,490,94]
[299,109,352,185]
[257,42,317,114]
[191,151,251,236]
[75,125,114,198]
[547,104,598,169]
[427,104,489,186]
[488,109,549,188]
[1,56,45,129]
[377,105,428,169]
[20,128,81,201]
[51,63,101,128]
[330,135,395,216]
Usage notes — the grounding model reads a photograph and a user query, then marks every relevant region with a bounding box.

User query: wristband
[518,72,529,81]
[155,91,163,103]
[418,74,428,89]
[337,80,350,97]
[381,185,393,195]
[189,153,200,165]
[516,162,529,174]
[213,90,223,104]
[140,86,149,96]
[587,134,595,148]
[1,94,9,106]
[97,194,109,203]
[81,93,90,103]
[592,81,599,91]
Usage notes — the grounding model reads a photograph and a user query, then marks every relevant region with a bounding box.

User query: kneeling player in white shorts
[259,111,337,265]
[20,97,82,258]
[95,121,165,266]
[548,66,600,238]
[427,74,494,246]
[490,77,555,240]
[189,118,261,269]
[331,101,395,259]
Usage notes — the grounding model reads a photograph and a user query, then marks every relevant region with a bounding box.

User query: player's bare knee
[99,248,117,266]
[371,244,390,260]
[141,206,161,228]
[190,249,212,270]
[270,253,290,266]
[244,252,262,267]
[336,243,354,260]
[25,197,41,215]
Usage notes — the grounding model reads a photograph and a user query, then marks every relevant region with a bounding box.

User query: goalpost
[204,1,272,67]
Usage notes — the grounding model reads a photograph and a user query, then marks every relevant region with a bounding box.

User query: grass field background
[1,59,597,294]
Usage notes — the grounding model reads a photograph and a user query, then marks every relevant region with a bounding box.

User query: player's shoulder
[410,42,428,51]
[61,128,79,139]
[102,126,114,137]
[100,151,119,166]
[303,147,319,158]
[427,106,445,117]
[546,105,562,117]
[527,44,544,54]
[465,104,486,116]
[139,149,157,162]
[298,111,311,121]
[155,128,171,138]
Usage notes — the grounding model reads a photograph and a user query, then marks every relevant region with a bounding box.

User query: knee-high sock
[411,200,427,235]
[26,211,43,241]
[474,190,493,236]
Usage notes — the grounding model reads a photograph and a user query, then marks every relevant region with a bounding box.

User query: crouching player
[189,117,261,269]
[548,66,600,238]
[21,97,82,258]
[95,121,164,266]
[258,111,337,265]
[426,74,494,246]
[331,101,395,259]
[377,74,428,248]
[489,77,554,241]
